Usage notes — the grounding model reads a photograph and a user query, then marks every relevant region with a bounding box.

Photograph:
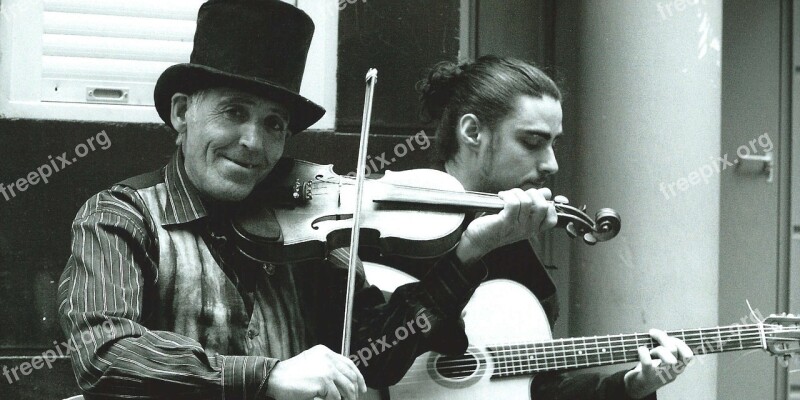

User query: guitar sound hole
[435,353,479,380]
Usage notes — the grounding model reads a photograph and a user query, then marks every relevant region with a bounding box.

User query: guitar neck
[487,324,766,377]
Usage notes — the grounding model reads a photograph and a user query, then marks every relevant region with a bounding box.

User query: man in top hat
[57,1,557,399]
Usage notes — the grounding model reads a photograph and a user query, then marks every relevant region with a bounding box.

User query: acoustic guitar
[362,263,800,399]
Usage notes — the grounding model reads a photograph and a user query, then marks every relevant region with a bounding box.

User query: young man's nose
[538,148,559,176]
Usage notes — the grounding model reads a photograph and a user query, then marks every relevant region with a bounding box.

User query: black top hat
[154,0,325,134]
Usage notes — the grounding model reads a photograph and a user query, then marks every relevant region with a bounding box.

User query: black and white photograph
[0,0,797,399]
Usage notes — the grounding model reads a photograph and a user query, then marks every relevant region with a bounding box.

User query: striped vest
[134,180,313,361]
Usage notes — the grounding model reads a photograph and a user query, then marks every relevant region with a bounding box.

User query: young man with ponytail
[412,56,694,399]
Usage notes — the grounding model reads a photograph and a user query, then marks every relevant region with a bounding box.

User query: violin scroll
[552,198,621,245]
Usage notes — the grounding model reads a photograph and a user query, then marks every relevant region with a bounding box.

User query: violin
[230,158,621,265]
[232,68,619,359]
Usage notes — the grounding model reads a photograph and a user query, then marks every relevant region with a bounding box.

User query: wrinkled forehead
[191,87,290,120]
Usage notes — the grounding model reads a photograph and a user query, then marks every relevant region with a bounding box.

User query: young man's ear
[170,92,190,145]
[456,113,485,153]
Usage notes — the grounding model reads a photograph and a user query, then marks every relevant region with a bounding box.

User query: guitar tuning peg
[554,195,569,204]
[783,355,792,368]
[583,233,598,245]
[580,204,587,212]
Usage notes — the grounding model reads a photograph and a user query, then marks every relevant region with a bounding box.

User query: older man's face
[180,87,290,201]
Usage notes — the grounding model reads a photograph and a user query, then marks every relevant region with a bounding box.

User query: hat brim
[154,63,326,135]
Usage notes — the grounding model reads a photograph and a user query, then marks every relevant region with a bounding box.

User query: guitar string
[394,344,775,385]
[390,328,794,381]
[407,331,770,373]
[426,333,767,372]
[406,328,780,368]
[420,325,781,358]
[384,331,781,387]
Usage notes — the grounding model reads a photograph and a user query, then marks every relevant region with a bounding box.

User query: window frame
[0,0,338,130]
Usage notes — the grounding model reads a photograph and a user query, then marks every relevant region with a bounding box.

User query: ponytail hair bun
[417,61,465,122]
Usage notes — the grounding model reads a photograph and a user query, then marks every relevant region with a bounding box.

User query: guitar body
[363,262,552,400]
[362,264,800,399]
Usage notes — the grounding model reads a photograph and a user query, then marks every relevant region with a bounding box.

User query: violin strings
[311,177,500,200]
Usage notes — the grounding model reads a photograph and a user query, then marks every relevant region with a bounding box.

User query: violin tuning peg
[554,195,569,204]
[583,233,598,245]
[565,223,578,239]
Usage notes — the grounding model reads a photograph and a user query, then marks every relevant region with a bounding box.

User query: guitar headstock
[764,314,800,364]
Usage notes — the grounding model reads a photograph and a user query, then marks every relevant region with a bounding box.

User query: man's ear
[456,113,485,153]
[170,92,190,144]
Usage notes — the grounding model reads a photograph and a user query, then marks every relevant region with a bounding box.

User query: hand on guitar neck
[623,329,694,399]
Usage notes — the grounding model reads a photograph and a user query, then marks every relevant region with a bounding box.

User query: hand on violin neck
[455,187,557,264]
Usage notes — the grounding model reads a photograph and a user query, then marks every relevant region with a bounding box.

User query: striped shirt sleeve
[57,187,277,399]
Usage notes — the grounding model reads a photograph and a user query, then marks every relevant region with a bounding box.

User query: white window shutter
[0,0,336,129]
[41,0,201,107]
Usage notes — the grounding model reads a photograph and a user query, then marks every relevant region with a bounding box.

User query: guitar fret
[497,345,504,376]
[582,337,590,368]
[573,338,580,369]
[607,336,614,364]
[557,339,565,369]
[507,344,514,376]
[619,334,627,362]
[594,336,601,365]
[737,325,744,350]
[680,329,686,351]
[510,344,516,376]
[562,338,569,369]
[505,345,510,375]
[698,329,707,355]
[510,345,515,376]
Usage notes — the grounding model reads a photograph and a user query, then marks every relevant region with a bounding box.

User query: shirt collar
[163,150,209,226]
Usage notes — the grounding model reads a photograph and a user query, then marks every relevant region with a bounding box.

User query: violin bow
[341,68,379,357]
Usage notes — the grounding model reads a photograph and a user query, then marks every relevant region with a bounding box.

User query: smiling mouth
[223,156,261,170]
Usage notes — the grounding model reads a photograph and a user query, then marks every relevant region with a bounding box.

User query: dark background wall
[0,120,175,398]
